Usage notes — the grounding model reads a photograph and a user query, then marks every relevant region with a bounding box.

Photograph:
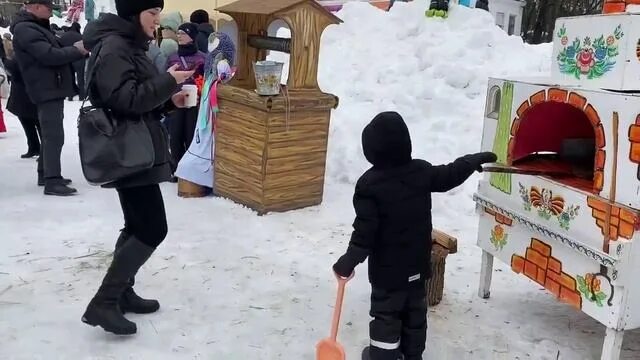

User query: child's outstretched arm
[332,182,378,278]
[428,152,497,192]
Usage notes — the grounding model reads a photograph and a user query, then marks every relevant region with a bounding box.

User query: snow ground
[2,1,640,359]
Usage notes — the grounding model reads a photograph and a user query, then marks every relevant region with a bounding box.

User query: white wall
[471,0,525,36]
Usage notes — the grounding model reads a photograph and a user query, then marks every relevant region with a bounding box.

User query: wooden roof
[217,0,342,23]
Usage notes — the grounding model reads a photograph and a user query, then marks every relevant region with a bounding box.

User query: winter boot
[362,346,404,360]
[38,172,72,187]
[43,178,77,196]
[113,230,160,314]
[81,236,155,335]
[21,149,40,159]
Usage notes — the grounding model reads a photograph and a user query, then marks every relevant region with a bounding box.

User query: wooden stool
[177,178,211,198]
[426,229,458,306]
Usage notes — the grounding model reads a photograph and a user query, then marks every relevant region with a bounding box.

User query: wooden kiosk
[213,0,341,214]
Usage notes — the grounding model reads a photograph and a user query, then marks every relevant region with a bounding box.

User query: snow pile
[317,1,552,185]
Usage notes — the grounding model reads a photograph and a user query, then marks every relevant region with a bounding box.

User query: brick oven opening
[510,101,596,192]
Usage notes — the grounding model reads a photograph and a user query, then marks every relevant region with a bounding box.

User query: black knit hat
[190,9,209,24]
[115,0,164,18]
[178,22,198,42]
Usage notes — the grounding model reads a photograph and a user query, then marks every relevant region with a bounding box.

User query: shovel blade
[316,338,345,360]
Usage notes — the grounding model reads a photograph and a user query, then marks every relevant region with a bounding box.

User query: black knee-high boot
[114,229,160,314]
[82,236,155,335]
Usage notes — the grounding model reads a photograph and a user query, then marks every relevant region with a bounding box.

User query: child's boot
[362,346,404,360]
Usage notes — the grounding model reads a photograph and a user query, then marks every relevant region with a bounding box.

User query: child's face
[177,31,193,45]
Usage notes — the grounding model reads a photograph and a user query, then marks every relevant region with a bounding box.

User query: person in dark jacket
[332,112,497,360]
[80,0,194,336]
[5,57,41,158]
[190,9,214,53]
[166,22,206,179]
[11,0,88,196]
[59,22,87,100]
[476,0,489,11]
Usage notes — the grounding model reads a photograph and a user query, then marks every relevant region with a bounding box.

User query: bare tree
[522,0,603,44]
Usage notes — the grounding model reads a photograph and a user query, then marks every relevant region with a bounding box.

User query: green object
[490,81,514,194]
[556,24,624,80]
[52,9,62,18]
[425,9,447,18]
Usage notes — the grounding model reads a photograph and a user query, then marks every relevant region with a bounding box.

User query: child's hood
[362,111,412,168]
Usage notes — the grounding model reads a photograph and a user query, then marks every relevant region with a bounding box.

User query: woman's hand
[167,64,195,85]
[171,90,188,108]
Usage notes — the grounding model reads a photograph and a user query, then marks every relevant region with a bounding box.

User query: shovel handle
[330,273,352,341]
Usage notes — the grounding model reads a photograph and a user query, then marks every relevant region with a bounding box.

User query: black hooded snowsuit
[333,112,496,360]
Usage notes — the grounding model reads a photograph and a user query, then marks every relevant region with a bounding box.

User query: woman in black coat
[5,57,41,158]
[80,0,194,336]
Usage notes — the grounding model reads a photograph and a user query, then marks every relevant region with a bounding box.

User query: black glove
[333,255,354,278]
[465,152,498,172]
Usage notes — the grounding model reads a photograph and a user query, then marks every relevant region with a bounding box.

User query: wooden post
[478,250,494,299]
[601,328,624,360]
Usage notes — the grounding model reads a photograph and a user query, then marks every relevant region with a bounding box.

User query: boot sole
[44,191,77,196]
[81,315,137,335]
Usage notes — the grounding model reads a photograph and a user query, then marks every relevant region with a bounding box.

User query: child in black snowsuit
[332,111,497,360]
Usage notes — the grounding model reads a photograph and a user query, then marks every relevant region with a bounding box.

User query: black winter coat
[83,13,178,189]
[5,58,37,119]
[10,11,84,104]
[333,112,496,290]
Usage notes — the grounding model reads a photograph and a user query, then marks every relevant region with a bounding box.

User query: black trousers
[18,116,41,152]
[36,100,65,179]
[168,107,198,166]
[117,184,168,248]
[72,59,86,100]
[369,284,427,360]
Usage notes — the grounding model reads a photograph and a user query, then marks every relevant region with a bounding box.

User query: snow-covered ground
[2,1,640,359]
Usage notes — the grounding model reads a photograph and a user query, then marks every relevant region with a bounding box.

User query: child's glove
[333,255,354,279]
[465,152,498,172]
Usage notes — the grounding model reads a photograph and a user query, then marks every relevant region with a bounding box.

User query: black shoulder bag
[77,42,155,186]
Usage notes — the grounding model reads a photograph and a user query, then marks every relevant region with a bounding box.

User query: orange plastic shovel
[316,272,353,360]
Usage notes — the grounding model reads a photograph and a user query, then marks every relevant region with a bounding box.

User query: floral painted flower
[566,46,576,59]
[493,225,504,238]
[577,49,596,73]
[595,47,607,61]
[561,36,568,46]
[607,35,615,46]
[585,273,601,293]
[584,36,591,46]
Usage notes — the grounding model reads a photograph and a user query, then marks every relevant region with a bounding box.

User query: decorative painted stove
[475,9,640,360]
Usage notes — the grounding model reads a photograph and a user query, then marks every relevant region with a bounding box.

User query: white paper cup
[183,85,198,108]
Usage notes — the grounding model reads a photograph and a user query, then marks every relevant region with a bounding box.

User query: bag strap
[179,56,189,69]
[81,41,103,108]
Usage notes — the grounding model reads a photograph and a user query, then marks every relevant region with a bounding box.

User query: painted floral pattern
[519,183,580,230]
[490,225,508,251]
[556,24,624,79]
[577,273,607,307]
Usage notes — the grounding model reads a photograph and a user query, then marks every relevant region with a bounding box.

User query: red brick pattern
[484,207,513,226]
[511,238,583,310]
[602,0,630,13]
[587,196,639,240]
[628,116,640,168]
[509,88,605,194]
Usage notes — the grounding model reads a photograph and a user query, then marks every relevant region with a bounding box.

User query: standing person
[11,0,88,196]
[5,57,41,159]
[59,22,87,100]
[80,0,194,335]
[189,9,214,53]
[166,23,206,179]
[3,33,14,60]
[332,112,497,360]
